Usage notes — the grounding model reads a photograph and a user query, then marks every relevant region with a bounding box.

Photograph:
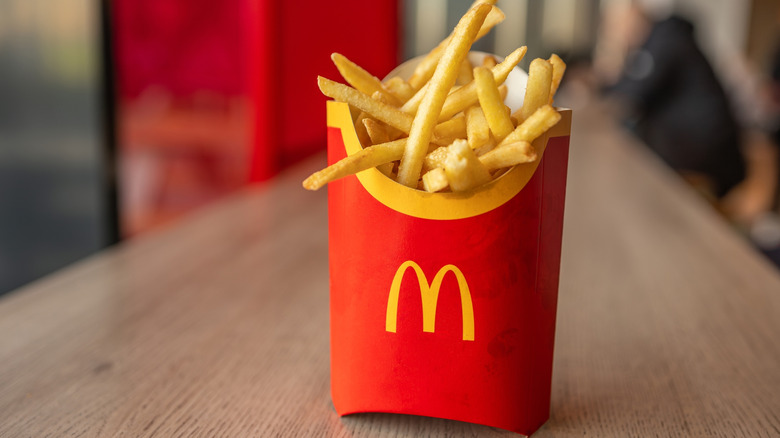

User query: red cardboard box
[327,56,572,435]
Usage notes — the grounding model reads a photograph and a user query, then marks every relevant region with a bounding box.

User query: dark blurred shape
[608,13,746,199]
[0,0,116,296]
[771,42,780,148]
[754,41,780,266]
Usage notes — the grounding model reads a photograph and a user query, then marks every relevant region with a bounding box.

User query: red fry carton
[327,58,572,435]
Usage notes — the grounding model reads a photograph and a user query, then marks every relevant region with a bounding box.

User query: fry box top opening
[327,52,571,221]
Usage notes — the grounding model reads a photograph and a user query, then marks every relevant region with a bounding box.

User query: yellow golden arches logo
[385,261,475,341]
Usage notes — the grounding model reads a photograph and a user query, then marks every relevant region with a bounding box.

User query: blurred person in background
[711,10,780,265]
[594,0,780,267]
[716,38,780,265]
[596,1,746,202]
[768,42,780,188]
[742,40,780,264]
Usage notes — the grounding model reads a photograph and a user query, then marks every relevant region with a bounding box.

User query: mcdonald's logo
[385,261,475,341]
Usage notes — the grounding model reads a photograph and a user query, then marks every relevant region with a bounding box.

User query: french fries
[445,139,492,192]
[519,58,553,122]
[548,54,567,105]
[303,138,407,191]
[318,76,414,134]
[422,167,449,193]
[479,141,537,170]
[353,111,372,147]
[457,57,475,86]
[319,76,460,146]
[332,53,401,106]
[433,116,468,143]
[482,55,498,69]
[498,105,561,148]
[474,66,514,143]
[465,105,490,150]
[363,118,390,145]
[407,2,505,90]
[397,3,492,187]
[363,118,395,177]
[303,2,567,194]
[384,76,415,104]
[438,46,527,121]
[424,145,450,172]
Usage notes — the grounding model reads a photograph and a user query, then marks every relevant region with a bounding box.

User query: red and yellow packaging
[327,92,571,434]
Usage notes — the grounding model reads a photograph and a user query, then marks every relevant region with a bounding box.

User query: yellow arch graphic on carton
[385,261,475,341]
[327,101,571,220]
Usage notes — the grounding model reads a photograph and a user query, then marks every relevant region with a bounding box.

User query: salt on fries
[303,1,566,193]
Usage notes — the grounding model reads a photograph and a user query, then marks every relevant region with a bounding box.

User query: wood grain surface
[1,104,779,437]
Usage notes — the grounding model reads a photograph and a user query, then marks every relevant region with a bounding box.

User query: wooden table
[2,106,779,437]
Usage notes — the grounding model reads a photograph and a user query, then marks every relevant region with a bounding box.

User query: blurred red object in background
[114,0,399,236]
[250,0,400,180]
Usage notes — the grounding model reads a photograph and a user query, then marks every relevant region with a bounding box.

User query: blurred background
[1,0,779,295]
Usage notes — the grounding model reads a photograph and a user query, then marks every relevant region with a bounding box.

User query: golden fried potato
[548,53,567,104]
[474,66,514,142]
[332,53,400,106]
[422,167,449,192]
[519,58,553,121]
[444,139,492,191]
[302,138,407,190]
[397,3,492,187]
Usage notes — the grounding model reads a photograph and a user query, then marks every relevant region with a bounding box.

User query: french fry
[519,58,553,121]
[474,66,514,142]
[363,118,390,145]
[406,48,441,92]
[402,48,519,116]
[422,167,449,192]
[423,145,450,172]
[384,76,415,104]
[397,3,491,187]
[363,118,395,177]
[370,91,405,140]
[482,54,498,69]
[432,116,467,143]
[479,141,537,170]
[400,82,427,114]
[425,135,528,175]
[438,46,527,121]
[457,56,474,85]
[407,3,505,90]
[474,138,497,157]
[498,105,561,148]
[475,1,499,9]
[302,138,407,190]
[319,76,451,145]
[332,53,401,106]
[403,78,467,116]
[465,105,490,149]
[548,54,567,104]
[444,139,492,192]
[319,76,413,133]
[354,111,372,147]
